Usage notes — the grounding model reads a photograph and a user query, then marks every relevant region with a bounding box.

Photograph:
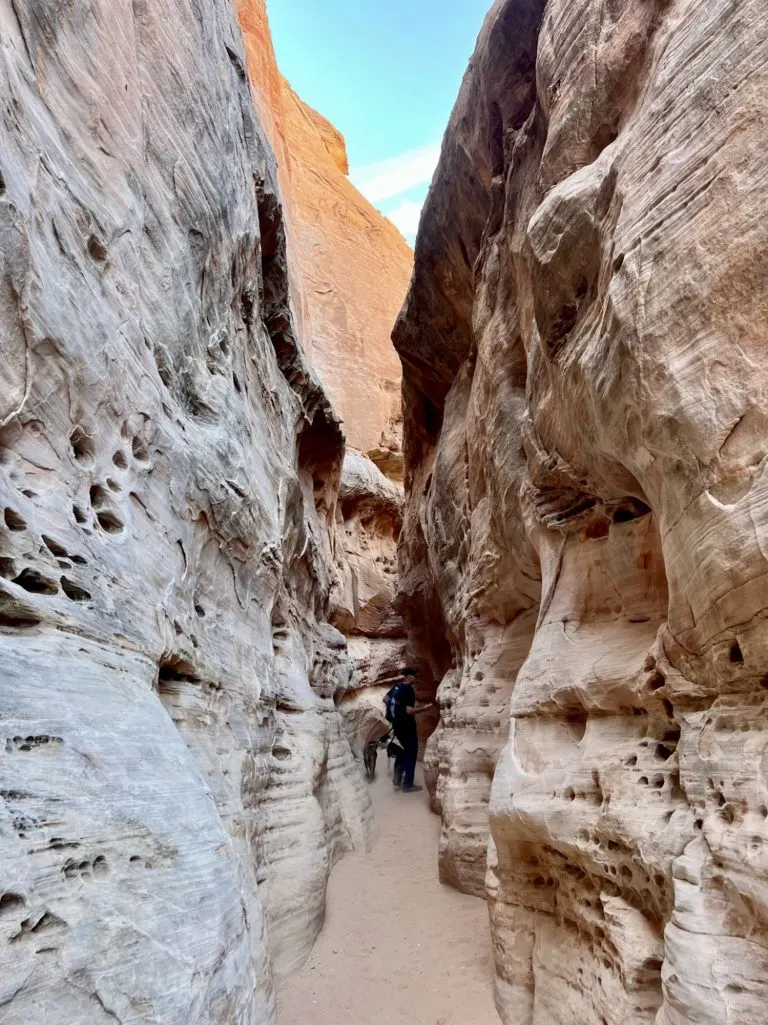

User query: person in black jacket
[389,667,432,792]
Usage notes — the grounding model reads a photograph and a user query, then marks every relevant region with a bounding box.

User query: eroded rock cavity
[395,1,768,1022]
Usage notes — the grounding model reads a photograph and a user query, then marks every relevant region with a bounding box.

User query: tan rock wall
[396,1,768,1021]
[0,0,386,1021]
[233,0,411,822]
[278,82,410,459]
[232,6,411,770]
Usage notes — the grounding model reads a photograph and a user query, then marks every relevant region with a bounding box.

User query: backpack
[384,682,405,724]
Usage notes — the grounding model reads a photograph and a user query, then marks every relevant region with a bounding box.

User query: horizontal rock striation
[395,0,768,1021]
[0,0,407,1021]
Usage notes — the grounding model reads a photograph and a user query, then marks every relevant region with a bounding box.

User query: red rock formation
[235,1,412,463]
[279,80,410,462]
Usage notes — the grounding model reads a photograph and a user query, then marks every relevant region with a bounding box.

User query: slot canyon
[2,1,768,1024]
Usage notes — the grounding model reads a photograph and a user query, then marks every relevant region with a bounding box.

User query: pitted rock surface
[395,1,768,1022]
[0,0,413,1021]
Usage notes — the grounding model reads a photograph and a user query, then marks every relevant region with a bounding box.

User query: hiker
[385,667,432,793]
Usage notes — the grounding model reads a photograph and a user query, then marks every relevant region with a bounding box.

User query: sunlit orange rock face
[235,0,412,463]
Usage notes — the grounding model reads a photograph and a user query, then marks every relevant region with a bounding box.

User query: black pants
[393,724,418,787]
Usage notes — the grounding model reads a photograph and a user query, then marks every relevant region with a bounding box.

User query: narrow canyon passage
[6,0,768,1021]
[278,762,500,1025]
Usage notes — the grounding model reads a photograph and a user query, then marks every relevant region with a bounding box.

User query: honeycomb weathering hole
[157,655,204,691]
[565,713,588,743]
[0,893,25,915]
[132,436,149,462]
[12,569,59,595]
[60,577,91,602]
[70,426,95,463]
[4,508,26,531]
[87,235,107,262]
[42,536,68,558]
[612,498,652,524]
[729,640,744,664]
[96,510,124,534]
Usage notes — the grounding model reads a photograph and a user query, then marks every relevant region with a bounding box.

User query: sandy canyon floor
[278,759,500,1025]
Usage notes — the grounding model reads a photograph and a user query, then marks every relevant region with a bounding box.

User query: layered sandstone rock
[396,1,768,1021]
[0,0,398,1020]
[276,82,410,462]
[236,1,412,464]
[334,453,403,643]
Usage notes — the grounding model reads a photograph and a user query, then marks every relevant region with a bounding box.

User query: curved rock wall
[0,0,408,1020]
[395,0,768,1021]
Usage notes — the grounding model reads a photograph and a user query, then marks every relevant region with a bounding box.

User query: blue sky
[266,0,490,243]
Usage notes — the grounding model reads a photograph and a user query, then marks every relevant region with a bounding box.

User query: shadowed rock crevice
[331,452,409,757]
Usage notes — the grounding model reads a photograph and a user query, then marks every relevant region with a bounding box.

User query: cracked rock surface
[395,0,768,1022]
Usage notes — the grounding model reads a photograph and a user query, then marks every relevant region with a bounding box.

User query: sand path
[278,757,501,1025]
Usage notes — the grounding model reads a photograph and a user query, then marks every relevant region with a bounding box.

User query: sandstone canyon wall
[334,450,406,751]
[395,1,768,1022]
[236,0,412,468]
[276,79,410,469]
[236,0,411,746]
[0,1,408,1022]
